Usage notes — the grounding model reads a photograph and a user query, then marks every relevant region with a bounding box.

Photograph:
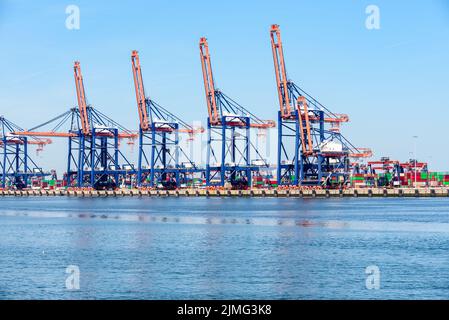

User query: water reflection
[2,197,449,299]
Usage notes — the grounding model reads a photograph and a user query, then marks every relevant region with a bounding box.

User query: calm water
[1,196,449,299]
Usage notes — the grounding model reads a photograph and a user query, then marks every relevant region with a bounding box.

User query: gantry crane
[199,37,275,188]
[14,61,137,190]
[366,157,428,187]
[270,24,372,187]
[131,50,203,189]
[0,116,51,189]
[366,158,401,187]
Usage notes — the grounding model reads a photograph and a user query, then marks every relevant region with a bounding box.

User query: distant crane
[270,24,372,187]
[131,50,203,188]
[14,61,137,190]
[199,37,275,188]
[0,116,51,189]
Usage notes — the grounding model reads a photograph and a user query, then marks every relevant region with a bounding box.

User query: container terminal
[1,25,445,196]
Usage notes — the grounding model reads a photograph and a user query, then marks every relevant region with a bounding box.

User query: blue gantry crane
[131,50,203,189]
[270,24,372,187]
[199,37,275,188]
[14,61,137,189]
[0,116,50,189]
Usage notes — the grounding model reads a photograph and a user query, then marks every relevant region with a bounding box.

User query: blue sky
[0,0,448,173]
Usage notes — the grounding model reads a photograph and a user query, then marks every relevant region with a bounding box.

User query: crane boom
[199,37,219,125]
[131,50,150,131]
[296,97,313,155]
[0,138,52,145]
[270,24,291,119]
[73,61,90,135]
[13,131,136,139]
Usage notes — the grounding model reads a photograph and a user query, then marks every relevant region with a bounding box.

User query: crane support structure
[14,62,137,190]
[199,37,275,188]
[270,24,372,187]
[131,50,203,189]
[0,116,50,189]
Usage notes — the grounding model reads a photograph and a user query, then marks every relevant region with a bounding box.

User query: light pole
[413,136,418,188]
